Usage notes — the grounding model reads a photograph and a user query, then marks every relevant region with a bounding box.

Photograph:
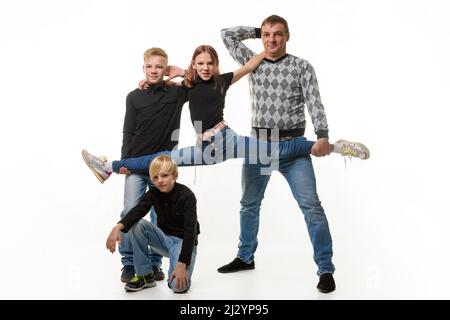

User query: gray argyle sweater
[221,26,329,139]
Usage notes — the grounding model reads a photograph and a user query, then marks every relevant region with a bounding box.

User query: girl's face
[192,52,215,81]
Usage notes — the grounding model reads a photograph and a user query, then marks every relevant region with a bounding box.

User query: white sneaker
[335,140,370,160]
[81,149,111,183]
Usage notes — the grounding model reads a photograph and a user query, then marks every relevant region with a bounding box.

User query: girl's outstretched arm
[231,51,265,84]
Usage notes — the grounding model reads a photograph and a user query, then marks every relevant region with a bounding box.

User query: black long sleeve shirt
[121,83,188,159]
[118,183,199,265]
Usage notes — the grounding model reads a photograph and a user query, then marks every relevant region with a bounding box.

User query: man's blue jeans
[112,127,315,173]
[130,220,197,293]
[237,155,335,276]
[119,174,162,268]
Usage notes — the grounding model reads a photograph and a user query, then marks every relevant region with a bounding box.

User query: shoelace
[129,275,150,284]
[341,145,359,158]
[343,155,352,170]
[129,275,142,283]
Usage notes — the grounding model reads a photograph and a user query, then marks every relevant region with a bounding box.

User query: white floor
[3,159,449,300]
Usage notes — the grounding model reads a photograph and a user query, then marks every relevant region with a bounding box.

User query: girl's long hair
[184,45,223,92]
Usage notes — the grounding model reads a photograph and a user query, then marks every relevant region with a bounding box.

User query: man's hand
[169,262,188,290]
[118,167,131,175]
[106,224,123,253]
[311,138,332,157]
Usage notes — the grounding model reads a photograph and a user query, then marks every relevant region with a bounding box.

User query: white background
[1,0,449,299]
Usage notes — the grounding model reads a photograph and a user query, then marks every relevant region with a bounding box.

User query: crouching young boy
[106,155,199,293]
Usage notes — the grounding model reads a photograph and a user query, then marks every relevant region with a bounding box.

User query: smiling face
[261,22,290,59]
[192,52,216,81]
[143,54,167,84]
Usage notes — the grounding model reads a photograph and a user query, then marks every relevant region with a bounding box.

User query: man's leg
[218,162,271,273]
[279,156,335,292]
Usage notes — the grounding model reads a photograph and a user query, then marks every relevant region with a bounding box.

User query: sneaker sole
[317,286,336,294]
[354,142,370,160]
[81,149,106,184]
[124,282,156,292]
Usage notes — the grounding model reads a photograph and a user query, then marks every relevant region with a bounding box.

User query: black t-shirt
[122,84,188,159]
[187,72,234,133]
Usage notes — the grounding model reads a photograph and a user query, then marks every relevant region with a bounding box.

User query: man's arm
[121,93,136,159]
[221,26,259,66]
[299,60,331,156]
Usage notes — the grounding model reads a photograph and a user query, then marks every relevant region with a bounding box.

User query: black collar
[159,182,180,202]
[146,82,168,93]
[263,54,289,64]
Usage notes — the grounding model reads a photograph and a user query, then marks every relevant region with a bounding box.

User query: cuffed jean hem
[237,255,254,264]
[318,269,335,276]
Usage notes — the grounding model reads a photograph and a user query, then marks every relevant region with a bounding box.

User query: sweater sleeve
[220,26,258,66]
[299,60,329,139]
[178,194,197,265]
[118,191,153,232]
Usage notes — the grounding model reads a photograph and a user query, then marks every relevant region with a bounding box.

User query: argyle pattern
[221,26,328,137]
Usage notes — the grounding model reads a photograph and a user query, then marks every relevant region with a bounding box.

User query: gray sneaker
[81,149,111,183]
[335,140,370,160]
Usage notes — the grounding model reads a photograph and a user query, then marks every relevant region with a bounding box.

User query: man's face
[261,23,289,59]
[143,55,167,84]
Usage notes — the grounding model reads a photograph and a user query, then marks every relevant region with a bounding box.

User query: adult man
[218,15,336,293]
[108,48,188,282]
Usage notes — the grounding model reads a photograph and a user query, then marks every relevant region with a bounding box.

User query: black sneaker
[217,257,255,273]
[152,266,165,281]
[121,265,135,283]
[124,273,156,292]
[317,273,336,293]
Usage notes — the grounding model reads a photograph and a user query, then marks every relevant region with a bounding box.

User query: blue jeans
[238,155,335,276]
[119,174,162,268]
[130,220,197,293]
[112,127,315,173]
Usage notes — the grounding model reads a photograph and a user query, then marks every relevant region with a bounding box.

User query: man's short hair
[149,155,178,179]
[143,47,168,61]
[261,15,289,34]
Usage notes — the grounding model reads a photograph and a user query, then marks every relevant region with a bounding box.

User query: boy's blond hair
[149,155,178,180]
[143,47,168,62]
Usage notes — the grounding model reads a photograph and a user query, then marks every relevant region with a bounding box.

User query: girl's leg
[112,150,172,174]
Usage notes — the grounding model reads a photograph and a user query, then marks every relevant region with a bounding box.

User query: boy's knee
[168,279,190,294]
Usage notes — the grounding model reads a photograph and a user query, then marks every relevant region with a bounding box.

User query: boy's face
[152,170,177,193]
[143,55,167,84]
